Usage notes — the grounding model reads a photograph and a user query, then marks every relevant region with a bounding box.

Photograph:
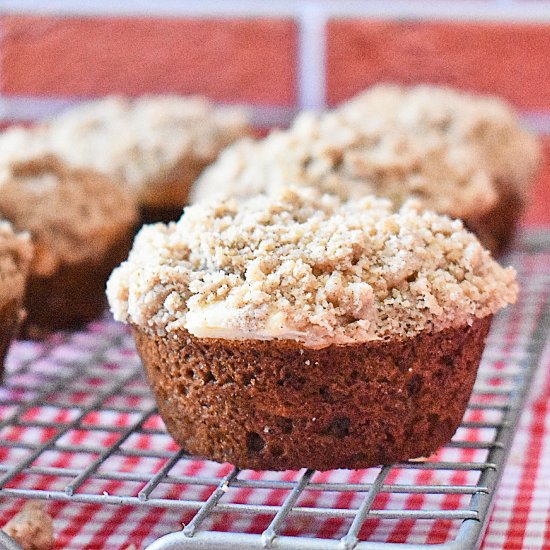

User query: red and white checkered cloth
[481,344,550,550]
[0,255,549,549]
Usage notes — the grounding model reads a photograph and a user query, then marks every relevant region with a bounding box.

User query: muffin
[0,155,138,337]
[192,84,540,255]
[107,187,518,471]
[340,85,541,253]
[0,221,33,379]
[46,95,251,223]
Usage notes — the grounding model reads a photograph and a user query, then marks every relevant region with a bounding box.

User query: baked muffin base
[0,300,24,382]
[466,181,524,257]
[22,231,133,339]
[139,159,211,224]
[140,205,186,226]
[132,316,491,471]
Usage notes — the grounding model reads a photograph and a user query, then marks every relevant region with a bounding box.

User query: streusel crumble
[108,186,517,348]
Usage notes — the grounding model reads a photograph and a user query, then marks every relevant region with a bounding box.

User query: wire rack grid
[0,230,549,550]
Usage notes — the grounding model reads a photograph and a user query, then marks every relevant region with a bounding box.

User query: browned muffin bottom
[139,206,184,226]
[139,159,208,224]
[133,316,491,471]
[466,183,524,257]
[0,299,24,382]
[21,231,133,339]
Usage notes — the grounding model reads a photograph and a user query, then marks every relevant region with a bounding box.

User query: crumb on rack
[2,501,54,550]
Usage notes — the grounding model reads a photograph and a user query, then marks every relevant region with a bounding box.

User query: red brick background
[326,20,550,109]
[0,15,297,105]
[0,12,548,224]
[522,137,550,227]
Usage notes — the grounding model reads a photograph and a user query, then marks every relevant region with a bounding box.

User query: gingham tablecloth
[0,327,547,550]
[0,274,549,549]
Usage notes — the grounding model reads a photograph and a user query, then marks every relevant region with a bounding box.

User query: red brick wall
[326,20,550,110]
[523,137,550,227]
[0,8,548,224]
[0,15,298,105]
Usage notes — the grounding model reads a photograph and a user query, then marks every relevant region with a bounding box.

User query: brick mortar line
[2,96,550,134]
[297,3,327,110]
[2,0,550,22]
[0,95,298,126]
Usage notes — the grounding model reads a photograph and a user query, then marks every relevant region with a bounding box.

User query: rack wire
[0,230,549,550]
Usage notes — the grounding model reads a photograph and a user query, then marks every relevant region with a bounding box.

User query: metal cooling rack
[0,230,549,550]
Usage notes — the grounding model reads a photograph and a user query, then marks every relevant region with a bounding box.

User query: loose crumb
[107,186,517,348]
[2,501,54,550]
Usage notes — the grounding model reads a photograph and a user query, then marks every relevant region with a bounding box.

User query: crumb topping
[107,187,518,348]
[0,221,33,307]
[46,95,251,205]
[2,501,54,550]
[0,125,49,165]
[0,156,137,276]
[191,85,540,218]
[340,85,541,195]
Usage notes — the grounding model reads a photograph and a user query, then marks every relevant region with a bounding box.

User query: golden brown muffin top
[108,186,517,348]
[0,156,137,276]
[0,220,33,307]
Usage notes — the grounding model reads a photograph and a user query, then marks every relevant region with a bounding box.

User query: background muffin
[0,221,33,379]
[0,155,137,337]
[340,85,541,253]
[108,187,517,470]
[192,84,540,255]
[46,95,251,223]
